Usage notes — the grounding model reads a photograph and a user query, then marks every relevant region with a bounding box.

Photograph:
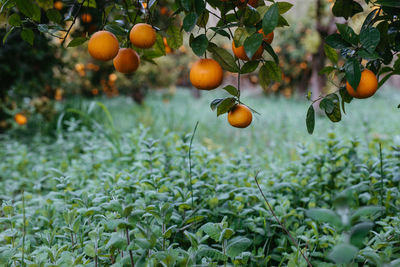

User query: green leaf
[360,27,380,53]
[8,13,21,26]
[277,2,293,14]
[350,222,374,248]
[199,223,220,242]
[262,42,279,64]
[166,25,183,49]
[104,24,127,37]
[375,0,400,7]
[210,99,223,111]
[306,208,343,228]
[263,61,282,82]
[244,33,263,59]
[106,232,128,250]
[46,9,62,24]
[16,0,41,22]
[328,243,359,264]
[306,105,315,135]
[183,13,198,32]
[323,94,342,123]
[198,245,227,261]
[324,44,339,64]
[336,23,358,45]
[241,61,259,74]
[219,228,234,242]
[67,37,88,47]
[325,34,352,49]
[191,34,208,57]
[319,66,336,75]
[262,4,278,36]
[84,243,95,258]
[217,98,237,116]
[226,237,251,258]
[351,206,383,221]
[21,28,34,45]
[3,27,15,44]
[339,87,353,113]
[332,0,363,19]
[345,58,361,91]
[223,85,239,97]
[208,45,240,73]
[259,64,271,89]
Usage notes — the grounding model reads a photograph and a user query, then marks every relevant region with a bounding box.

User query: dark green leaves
[191,34,208,57]
[350,222,374,248]
[306,105,315,135]
[336,23,358,45]
[208,45,239,73]
[243,33,263,60]
[325,34,351,49]
[262,4,278,36]
[67,37,88,47]
[21,28,34,45]
[332,0,363,19]
[320,94,342,123]
[210,97,237,116]
[46,9,62,24]
[328,243,359,264]
[8,13,21,27]
[222,85,239,97]
[324,44,339,64]
[306,208,343,228]
[345,58,361,91]
[183,13,198,32]
[376,0,400,7]
[16,0,41,22]
[360,27,380,53]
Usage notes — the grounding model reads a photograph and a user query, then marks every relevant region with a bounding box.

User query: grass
[1,87,399,266]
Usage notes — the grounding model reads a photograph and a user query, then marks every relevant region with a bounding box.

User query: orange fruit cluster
[346,69,378,99]
[87,23,157,75]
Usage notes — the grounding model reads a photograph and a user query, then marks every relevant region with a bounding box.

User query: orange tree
[1,0,399,131]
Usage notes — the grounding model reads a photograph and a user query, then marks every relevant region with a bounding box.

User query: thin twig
[188,121,199,210]
[61,0,86,47]
[254,171,313,267]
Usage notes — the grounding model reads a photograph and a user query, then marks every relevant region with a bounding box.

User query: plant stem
[126,227,134,267]
[254,171,313,267]
[22,190,26,267]
[379,143,384,210]
[188,121,199,210]
[61,0,86,47]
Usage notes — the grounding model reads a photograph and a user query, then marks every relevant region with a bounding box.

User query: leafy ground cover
[1,89,400,266]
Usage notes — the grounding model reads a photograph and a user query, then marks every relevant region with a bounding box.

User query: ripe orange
[227,104,252,128]
[163,37,173,54]
[190,59,224,90]
[258,29,274,44]
[113,48,140,74]
[130,23,156,49]
[81,13,92,23]
[14,113,27,125]
[54,1,63,10]
[88,31,119,61]
[232,41,263,61]
[346,69,378,99]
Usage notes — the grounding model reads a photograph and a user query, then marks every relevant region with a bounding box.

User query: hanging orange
[54,1,63,10]
[88,31,119,61]
[113,48,140,74]
[346,69,378,99]
[228,104,253,128]
[258,29,274,44]
[129,23,156,49]
[81,13,92,23]
[190,59,224,90]
[232,41,263,61]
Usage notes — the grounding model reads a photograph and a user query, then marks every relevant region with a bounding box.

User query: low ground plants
[1,103,399,266]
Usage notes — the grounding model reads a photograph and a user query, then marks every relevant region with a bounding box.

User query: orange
[258,29,274,44]
[113,48,140,74]
[346,69,378,99]
[160,7,169,15]
[190,59,224,90]
[130,23,156,49]
[232,41,263,61]
[14,113,27,125]
[81,13,92,23]
[163,37,173,54]
[227,104,252,128]
[54,1,63,10]
[88,31,119,61]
